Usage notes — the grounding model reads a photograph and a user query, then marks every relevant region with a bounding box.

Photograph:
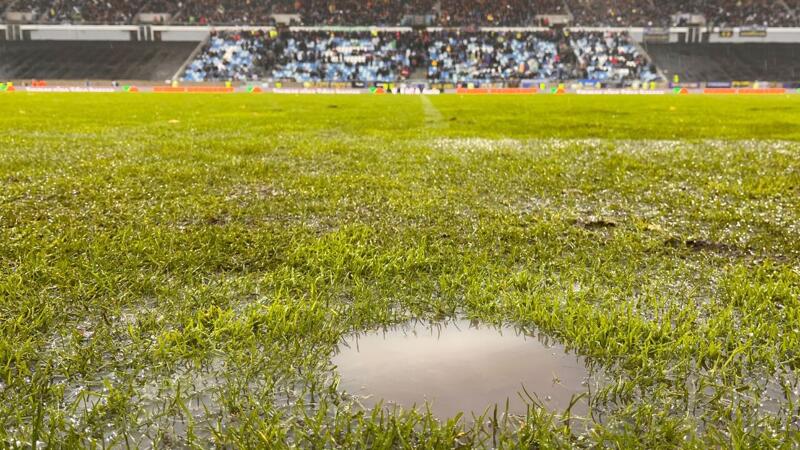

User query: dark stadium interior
[645,43,800,82]
[0,41,198,80]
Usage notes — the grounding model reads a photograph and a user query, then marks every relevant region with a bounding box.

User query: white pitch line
[421,95,447,129]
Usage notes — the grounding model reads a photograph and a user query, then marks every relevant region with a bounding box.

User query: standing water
[333,320,590,419]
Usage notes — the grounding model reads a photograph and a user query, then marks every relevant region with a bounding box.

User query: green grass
[1,93,799,448]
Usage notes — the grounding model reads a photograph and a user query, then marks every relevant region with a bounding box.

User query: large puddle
[333,320,589,419]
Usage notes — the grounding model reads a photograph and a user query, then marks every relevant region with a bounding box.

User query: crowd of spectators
[178,0,274,25]
[152,0,433,26]
[298,0,435,26]
[425,31,571,82]
[436,0,569,26]
[268,30,424,81]
[183,31,265,81]
[0,0,13,12]
[565,0,664,27]
[438,0,532,27]
[184,30,426,82]
[140,0,178,20]
[183,30,655,84]
[684,0,796,27]
[6,0,800,27]
[569,31,658,82]
[6,0,40,17]
[10,0,145,23]
[565,0,798,27]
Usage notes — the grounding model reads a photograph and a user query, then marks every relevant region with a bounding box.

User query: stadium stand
[8,0,147,23]
[425,31,569,82]
[0,41,198,80]
[299,0,435,26]
[787,0,800,18]
[683,0,795,27]
[4,0,800,26]
[183,30,657,83]
[268,31,423,81]
[438,0,543,26]
[183,31,267,81]
[565,0,664,27]
[1,1,798,85]
[143,0,435,26]
[644,43,800,82]
[177,0,275,25]
[155,0,559,26]
[184,30,425,82]
[565,0,798,27]
[138,0,184,23]
[570,31,658,82]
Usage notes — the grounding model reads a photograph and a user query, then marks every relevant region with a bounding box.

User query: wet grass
[0,93,799,448]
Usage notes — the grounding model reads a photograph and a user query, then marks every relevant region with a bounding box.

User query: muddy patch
[666,237,742,255]
[574,217,618,230]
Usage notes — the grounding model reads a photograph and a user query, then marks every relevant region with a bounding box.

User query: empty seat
[0,41,199,80]
[644,43,800,82]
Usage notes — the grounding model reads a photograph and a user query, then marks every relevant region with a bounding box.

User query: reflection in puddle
[333,320,589,419]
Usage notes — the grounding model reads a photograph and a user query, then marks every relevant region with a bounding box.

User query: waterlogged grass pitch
[1,94,800,448]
